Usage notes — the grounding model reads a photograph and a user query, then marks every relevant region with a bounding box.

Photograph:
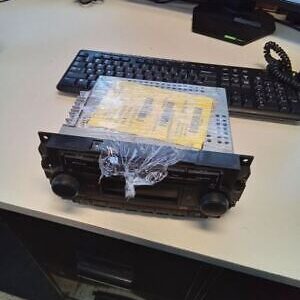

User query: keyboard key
[129,58,136,64]
[148,59,156,65]
[126,72,134,78]
[257,102,265,110]
[206,75,217,82]
[96,69,105,76]
[78,51,89,57]
[96,64,105,70]
[242,83,251,89]
[85,57,93,63]
[221,81,230,87]
[170,67,178,74]
[86,68,94,75]
[280,106,290,113]
[73,61,85,68]
[266,95,277,103]
[231,95,242,107]
[131,62,140,69]
[70,66,83,73]
[88,74,97,81]
[60,77,76,87]
[254,76,262,83]
[221,75,230,81]
[125,67,134,73]
[77,79,88,89]
[287,89,299,103]
[279,96,288,104]
[116,66,124,72]
[136,69,144,76]
[106,65,114,71]
[75,57,84,62]
[106,70,115,76]
[66,72,87,79]
[291,103,300,114]
[145,75,153,81]
[179,69,188,75]
[243,96,254,108]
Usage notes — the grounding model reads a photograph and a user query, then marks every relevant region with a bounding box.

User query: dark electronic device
[192,0,276,45]
[38,132,253,218]
[57,49,300,124]
[160,0,300,45]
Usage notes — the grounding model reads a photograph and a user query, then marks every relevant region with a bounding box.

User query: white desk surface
[0,0,300,288]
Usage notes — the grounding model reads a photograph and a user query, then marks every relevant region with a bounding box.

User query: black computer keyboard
[57,50,300,124]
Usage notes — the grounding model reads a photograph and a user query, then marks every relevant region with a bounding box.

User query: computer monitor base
[192,3,276,46]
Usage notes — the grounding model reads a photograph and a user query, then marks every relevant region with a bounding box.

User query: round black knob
[199,192,229,217]
[51,174,79,199]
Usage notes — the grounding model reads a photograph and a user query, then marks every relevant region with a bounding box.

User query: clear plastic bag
[99,140,182,198]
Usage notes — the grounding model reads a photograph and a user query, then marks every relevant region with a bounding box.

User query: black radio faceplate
[38,132,253,218]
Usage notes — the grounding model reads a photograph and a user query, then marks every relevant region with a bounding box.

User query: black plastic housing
[192,2,276,46]
[38,132,253,218]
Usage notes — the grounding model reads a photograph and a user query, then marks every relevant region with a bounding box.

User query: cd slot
[101,179,179,203]
[64,154,99,174]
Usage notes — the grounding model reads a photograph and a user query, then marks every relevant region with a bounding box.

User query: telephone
[264,41,300,90]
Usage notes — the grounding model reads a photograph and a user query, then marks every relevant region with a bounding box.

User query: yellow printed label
[88,81,213,149]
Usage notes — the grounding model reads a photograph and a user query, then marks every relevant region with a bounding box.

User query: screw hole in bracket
[39,132,50,143]
[240,156,253,166]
